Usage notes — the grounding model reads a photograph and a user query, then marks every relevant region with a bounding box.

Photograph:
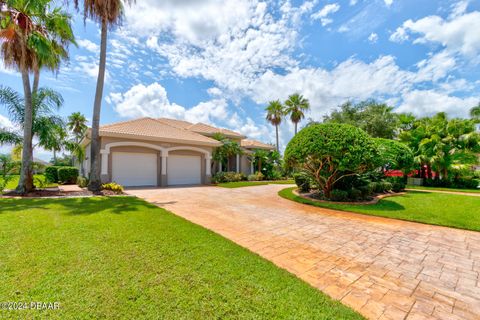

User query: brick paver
[128,185,480,320]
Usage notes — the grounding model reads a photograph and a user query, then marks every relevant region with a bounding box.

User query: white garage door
[112,152,157,187]
[168,155,202,185]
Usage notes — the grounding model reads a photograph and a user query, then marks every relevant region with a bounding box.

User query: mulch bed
[293,189,405,205]
[2,188,123,198]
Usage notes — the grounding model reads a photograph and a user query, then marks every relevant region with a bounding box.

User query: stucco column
[205,156,212,184]
[250,159,254,175]
[100,150,109,182]
[219,161,222,172]
[236,154,240,173]
[161,151,168,187]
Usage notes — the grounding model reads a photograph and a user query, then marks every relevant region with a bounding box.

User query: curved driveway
[128,185,480,320]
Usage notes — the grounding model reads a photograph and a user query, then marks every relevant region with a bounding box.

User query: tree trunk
[275,125,279,152]
[16,69,34,194]
[53,150,57,163]
[294,122,298,135]
[32,68,40,94]
[88,19,108,192]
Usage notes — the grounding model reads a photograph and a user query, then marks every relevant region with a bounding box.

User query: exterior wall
[99,137,213,186]
[241,155,252,176]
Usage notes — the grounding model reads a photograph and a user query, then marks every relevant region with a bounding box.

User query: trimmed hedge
[57,167,79,184]
[45,166,62,183]
[212,171,246,183]
[293,173,310,193]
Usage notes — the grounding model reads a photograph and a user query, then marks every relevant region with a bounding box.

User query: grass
[406,184,480,194]
[0,197,362,319]
[0,174,57,190]
[279,187,480,232]
[217,180,295,188]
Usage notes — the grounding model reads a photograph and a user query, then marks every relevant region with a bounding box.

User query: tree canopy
[285,123,377,197]
[323,100,399,139]
[374,138,414,172]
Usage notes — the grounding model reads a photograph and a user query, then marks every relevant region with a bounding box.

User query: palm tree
[284,93,310,135]
[0,86,65,163]
[67,112,87,175]
[0,129,21,145]
[265,100,284,152]
[73,0,134,191]
[0,0,74,193]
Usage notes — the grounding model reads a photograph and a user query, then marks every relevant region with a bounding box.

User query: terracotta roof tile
[241,139,275,150]
[99,118,221,146]
[188,123,245,139]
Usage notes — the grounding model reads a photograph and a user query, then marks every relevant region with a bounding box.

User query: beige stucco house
[81,117,274,187]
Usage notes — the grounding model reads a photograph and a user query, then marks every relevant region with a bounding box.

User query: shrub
[357,185,373,198]
[386,176,406,192]
[57,167,79,184]
[45,166,61,183]
[102,182,124,194]
[369,182,382,193]
[284,123,377,198]
[293,173,310,193]
[451,177,479,189]
[382,181,393,192]
[33,176,48,189]
[212,171,245,183]
[348,188,362,201]
[0,175,13,194]
[247,172,264,181]
[329,189,349,202]
[77,176,88,188]
[374,138,414,171]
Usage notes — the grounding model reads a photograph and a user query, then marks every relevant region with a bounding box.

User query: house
[81,117,274,187]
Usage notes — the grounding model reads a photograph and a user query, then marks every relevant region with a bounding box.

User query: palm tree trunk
[275,125,279,152]
[88,19,108,192]
[33,68,40,94]
[16,69,34,194]
[294,122,298,135]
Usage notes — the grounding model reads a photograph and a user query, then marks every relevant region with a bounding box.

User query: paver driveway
[128,185,480,320]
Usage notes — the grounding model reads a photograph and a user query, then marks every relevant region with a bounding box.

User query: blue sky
[1,0,480,160]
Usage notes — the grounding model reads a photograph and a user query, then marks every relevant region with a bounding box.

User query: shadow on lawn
[0,196,156,216]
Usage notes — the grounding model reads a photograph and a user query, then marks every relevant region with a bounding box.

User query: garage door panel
[112,152,157,187]
[168,155,201,185]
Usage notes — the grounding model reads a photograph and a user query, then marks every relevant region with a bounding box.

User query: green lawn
[217,180,295,188]
[279,187,480,232]
[0,197,362,319]
[0,174,57,190]
[406,184,480,194]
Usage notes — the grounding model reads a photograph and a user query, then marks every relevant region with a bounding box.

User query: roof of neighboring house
[156,118,193,130]
[99,117,222,147]
[241,139,275,150]
[187,123,246,139]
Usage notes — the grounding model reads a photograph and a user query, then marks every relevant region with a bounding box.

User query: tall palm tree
[73,0,134,191]
[0,0,74,193]
[265,100,284,152]
[0,129,21,145]
[284,93,310,135]
[67,112,87,175]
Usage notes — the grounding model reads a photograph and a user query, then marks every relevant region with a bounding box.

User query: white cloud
[77,39,100,53]
[368,32,379,43]
[349,0,358,5]
[415,51,456,82]
[384,0,393,7]
[311,3,341,26]
[450,0,469,19]
[397,90,478,118]
[390,10,480,58]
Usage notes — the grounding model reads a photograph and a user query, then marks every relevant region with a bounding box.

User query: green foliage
[293,172,310,193]
[285,123,377,198]
[374,138,414,171]
[77,176,88,188]
[248,172,264,181]
[323,100,399,139]
[329,189,349,202]
[386,177,406,192]
[101,182,124,194]
[33,175,48,189]
[284,93,310,134]
[45,166,61,183]
[212,171,246,183]
[57,166,78,184]
[251,149,283,180]
[212,133,242,170]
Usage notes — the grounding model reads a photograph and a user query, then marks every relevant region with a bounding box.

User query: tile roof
[156,118,193,130]
[188,123,245,139]
[99,117,221,146]
[241,139,275,150]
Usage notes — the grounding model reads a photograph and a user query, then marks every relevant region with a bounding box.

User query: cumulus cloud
[397,90,478,118]
[0,114,15,129]
[390,10,480,58]
[77,39,100,53]
[384,0,393,7]
[311,3,341,26]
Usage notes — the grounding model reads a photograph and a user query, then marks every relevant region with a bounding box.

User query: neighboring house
[80,117,274,187]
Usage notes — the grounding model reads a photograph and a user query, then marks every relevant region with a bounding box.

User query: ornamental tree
[374,138,414,173]
[284,123,377,198]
